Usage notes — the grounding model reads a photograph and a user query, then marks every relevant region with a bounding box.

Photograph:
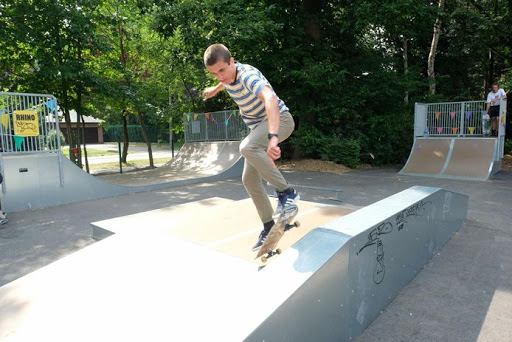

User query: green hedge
[291,125,361,168]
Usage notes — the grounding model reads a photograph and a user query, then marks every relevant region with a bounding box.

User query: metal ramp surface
[0,186,468,341]
[400,137,500,181]
[1,141,243,212]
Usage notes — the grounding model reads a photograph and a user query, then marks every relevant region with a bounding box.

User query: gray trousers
[239,112,295,224]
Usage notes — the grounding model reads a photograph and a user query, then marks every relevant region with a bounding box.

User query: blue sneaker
[252,229,269,251]
[252,220,275,251]
[273,188,300,218]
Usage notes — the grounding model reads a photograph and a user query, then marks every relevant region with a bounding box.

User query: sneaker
[252,229,269,251]
[273,188,300,218]
[0,217,8,225]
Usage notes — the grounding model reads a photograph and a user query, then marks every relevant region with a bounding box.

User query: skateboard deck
[256,204,300,262]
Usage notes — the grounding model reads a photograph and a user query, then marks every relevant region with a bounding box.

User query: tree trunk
[487,48,494,91]
[63,108,75,162]
[76,45,89,173]
[428,0,445,95]
[80,114,90,173]
[76,112,83,169]
[138,112,154,168]
[403,37,409,104]
[122,110,129,163]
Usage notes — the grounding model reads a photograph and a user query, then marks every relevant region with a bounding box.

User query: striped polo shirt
[224,62,289,128]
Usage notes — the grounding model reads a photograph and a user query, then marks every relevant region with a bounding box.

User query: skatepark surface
[1,166,511,341]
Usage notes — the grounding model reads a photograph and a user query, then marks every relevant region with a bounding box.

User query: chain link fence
[183,110,249,143]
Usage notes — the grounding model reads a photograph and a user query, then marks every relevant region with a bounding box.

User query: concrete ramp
[400,137,500,181]
[0,186,468,341]
[98,141,242,186]
[1,141,243,212]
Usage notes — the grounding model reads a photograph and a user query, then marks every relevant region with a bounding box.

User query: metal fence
[0,92,61,154]
[415,100,508,138]
[415,100,489,136]
[183,110,249,143]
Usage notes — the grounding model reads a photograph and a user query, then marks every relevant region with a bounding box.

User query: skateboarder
[202,44,299,250]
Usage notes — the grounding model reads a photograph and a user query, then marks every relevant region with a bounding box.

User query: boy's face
[492,85,499,93]
[206,57,236,84]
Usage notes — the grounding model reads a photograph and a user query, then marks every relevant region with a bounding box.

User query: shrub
[290,124,328,158]
[321,136,360,168]
[505,139,512,154]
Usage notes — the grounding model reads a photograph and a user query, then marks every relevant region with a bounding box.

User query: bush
[39,129,65,150]
[505,139,512,154]
[290,125,361,167]
[321,136,360,168]
[290,124,328,158]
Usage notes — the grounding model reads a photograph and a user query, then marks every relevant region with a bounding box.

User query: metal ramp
[401,99,507,181]
[1,141,243,212]
[0,186,468,341]
[400,137,500,181]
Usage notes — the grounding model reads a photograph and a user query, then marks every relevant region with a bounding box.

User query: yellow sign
[13,110,39,136]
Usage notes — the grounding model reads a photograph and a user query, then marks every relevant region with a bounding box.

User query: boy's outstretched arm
[202,83,225,99]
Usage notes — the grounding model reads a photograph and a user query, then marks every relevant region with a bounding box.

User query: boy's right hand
[202,86,218,100]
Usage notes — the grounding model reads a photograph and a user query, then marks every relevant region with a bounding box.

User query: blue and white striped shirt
[224,62,288,128]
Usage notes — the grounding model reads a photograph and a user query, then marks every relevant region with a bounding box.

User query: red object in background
[72,147,78,155]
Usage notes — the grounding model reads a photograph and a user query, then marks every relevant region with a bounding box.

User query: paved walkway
[0,167,511,341]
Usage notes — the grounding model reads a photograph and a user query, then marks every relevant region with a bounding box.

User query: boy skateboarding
[202,44,299,251]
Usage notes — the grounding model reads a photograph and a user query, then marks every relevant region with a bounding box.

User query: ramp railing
[183,110,249,143]
[0,92,61,154]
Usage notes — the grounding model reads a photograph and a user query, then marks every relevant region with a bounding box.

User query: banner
[13,110,39,136]
[45,99,56,111]
[465,111,472,119]
[13,135,24,150]
[1,114,9,129]
[450,111,456,119]
[437,127,443,134]
[451,127,458,134]
[468,127,475,134]
[435,111,441,120]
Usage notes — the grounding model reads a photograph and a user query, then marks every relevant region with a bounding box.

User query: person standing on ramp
[202,44,299,251]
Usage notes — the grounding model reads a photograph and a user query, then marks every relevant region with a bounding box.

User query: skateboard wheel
[276,248,282,255]
[295,221,301,228]
[261,256,268,263]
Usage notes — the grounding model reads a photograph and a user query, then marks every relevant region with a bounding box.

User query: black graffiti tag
[395,200,431,231]
[357,222,393,284]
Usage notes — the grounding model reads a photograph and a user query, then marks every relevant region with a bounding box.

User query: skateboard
[256,204,300,262]
[482,112,491,136]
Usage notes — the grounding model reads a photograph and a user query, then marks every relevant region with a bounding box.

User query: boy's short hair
[204,44,231,66]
